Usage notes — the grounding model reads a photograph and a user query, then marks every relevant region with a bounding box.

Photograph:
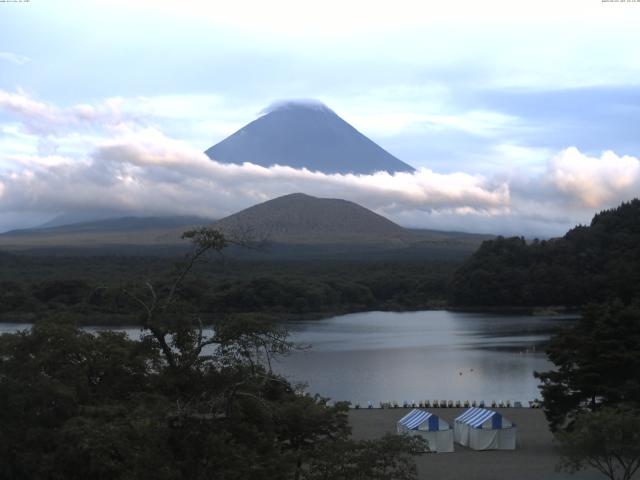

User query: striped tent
[396,409,454,453]
[454,407,516,450]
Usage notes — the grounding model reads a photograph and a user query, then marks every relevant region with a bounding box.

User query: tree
[0,227,424,480]
[450,199,640,308]
[535,302,640,431]
[124,227,234,370]
[0,319,159,480]
[556,407,640,480]
[303,434,427,480]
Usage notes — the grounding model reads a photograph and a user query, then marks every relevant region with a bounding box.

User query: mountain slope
[0,195,490,259]
[4,216,211,236]
[0,216,211,249]
[205,101,414,175]
[211,193,409,245]
[36,210,134,229]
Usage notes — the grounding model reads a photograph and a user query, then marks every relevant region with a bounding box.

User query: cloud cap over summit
[205,100,415,175]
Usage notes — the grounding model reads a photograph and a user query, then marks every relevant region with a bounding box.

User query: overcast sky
[1,0,639,236]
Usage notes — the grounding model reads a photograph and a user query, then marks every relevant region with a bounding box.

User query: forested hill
[450,199,640,307]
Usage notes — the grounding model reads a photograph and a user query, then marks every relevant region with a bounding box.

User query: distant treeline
[6,199,638,321]
[450,199,640,307]
[0,256,456,324]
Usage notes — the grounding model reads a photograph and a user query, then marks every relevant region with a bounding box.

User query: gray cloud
[1,91,639,237]
[0,127,507,227]
[1,123,638,236]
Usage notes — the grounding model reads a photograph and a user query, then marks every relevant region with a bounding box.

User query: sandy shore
[349,408,611,480]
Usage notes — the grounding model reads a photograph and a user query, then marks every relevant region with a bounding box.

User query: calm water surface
[0,310,574,405]
[275,310,574,405]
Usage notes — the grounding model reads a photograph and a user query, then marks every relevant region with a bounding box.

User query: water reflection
[0,310,575,405]
[275,310,575,404]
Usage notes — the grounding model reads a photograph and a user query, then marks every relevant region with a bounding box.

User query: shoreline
[0,305,581,327]
[349,408,604,480]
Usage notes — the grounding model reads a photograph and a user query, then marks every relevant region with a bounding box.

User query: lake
[0,310,574,405]
[275,310,573,405]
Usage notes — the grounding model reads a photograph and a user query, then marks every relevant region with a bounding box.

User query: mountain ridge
[2,215,212,236]
[0,194,491,257]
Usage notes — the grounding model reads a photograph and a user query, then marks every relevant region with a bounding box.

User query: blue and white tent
[454,408,516,450]
[396,409,454,453]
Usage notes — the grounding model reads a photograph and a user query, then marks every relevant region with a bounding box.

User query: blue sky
[1,0,639,235]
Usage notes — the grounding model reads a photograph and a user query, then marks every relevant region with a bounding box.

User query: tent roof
[455,408,501,428]
[397,409,437,430]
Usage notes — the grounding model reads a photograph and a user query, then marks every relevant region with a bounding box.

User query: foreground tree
[535,302,640,431]
[304,434,427,480]
[0,228,423,480]
[556,407,640,480]
[536,302,640,480]
[0,320,160,480]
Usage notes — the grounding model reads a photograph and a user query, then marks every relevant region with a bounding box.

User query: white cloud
[1,91,638,236]
[261,99,331,115]
[546,147,640,208]
[1,124,637,236]
[0,89,61,134]
[0,127,509,225]
[97,128,510,213]
[0,52,31,66]
[0,89,139,136]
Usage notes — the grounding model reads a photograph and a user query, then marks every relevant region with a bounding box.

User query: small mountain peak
[260,99,333,115]
[212,193,406,245]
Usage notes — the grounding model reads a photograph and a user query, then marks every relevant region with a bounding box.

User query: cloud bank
[1,90,639,236]
[546,147,640,208]
[0,127,509,219]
